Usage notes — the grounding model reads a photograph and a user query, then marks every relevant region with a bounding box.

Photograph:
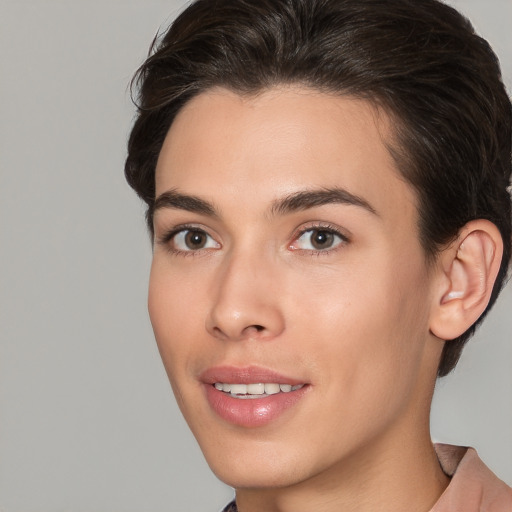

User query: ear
[429,220,503,341]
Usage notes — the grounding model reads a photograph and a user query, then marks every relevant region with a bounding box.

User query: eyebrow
[270,187,378,217]
[152,186,378,218]
[153,189,218,217]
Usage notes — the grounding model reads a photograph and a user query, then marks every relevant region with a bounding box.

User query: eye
[170,228,220,252]
[290,228,346,252]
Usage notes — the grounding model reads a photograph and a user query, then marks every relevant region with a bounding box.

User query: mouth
[200,366,310,427]
[213,382,305,399]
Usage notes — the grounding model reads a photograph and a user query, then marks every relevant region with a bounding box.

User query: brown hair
[125,0,512,376]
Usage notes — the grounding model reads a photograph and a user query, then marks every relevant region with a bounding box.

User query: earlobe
[430,220,503,341]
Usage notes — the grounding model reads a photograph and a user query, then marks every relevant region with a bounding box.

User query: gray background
[0,1,510,511]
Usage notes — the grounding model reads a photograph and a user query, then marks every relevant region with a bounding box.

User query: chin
[211,460,306,490]
[197,433,315,489]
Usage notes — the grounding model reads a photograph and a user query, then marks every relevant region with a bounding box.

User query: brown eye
[290,227,345,252]
[310,230,335,249]
[172,229,220,252]
[185,230,207,249]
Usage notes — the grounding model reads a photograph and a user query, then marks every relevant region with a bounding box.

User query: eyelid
[156,223,221,253]
[289,222,350,253]
[157,223,205,243]
[296,221,350,240]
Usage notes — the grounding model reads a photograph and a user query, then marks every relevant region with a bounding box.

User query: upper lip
[199,365,306,385]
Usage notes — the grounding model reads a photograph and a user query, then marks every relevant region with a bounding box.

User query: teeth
[229,384,247,395]
[213,382,304,397]
[247,383,265,394]
[264,383,280,395]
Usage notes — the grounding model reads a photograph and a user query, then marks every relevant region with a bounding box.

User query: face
[149,86,441,489]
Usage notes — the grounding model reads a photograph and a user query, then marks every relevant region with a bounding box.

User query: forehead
[155,86,418,227]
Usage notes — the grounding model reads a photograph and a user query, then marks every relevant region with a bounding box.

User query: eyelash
[290,223,349,256]
[157,222,349,257]
[157,224,216,257]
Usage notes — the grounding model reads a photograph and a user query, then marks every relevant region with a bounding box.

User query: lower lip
[204,385,309,427]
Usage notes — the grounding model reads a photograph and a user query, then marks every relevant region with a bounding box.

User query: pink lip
[200,366,310,428]
[200,365,305,385]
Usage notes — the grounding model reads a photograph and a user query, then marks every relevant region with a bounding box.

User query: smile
[201,366,310,426]
[214,382,305,398]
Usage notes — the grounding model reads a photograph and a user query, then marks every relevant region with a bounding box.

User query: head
[126,0,511,378]
[125,0,511,495]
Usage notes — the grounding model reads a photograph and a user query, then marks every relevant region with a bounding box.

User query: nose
[205,249,285,342]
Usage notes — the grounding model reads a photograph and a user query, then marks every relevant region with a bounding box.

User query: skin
[149,86,452,512]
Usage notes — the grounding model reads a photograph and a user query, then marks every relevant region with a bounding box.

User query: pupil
[185,231,205,248]
[312,230,333,249]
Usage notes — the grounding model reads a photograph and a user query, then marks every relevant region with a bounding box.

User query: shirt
[221,444,512,512]
[432,443,512,511]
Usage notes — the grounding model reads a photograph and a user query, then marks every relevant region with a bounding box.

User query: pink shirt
[431,444,512,511]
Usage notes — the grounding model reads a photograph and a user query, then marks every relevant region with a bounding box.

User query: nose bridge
[206,244,284,341]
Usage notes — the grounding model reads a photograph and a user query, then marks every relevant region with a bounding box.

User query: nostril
[244,324,265,335]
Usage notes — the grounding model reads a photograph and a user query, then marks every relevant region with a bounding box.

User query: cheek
[290,253,431,403]
[149,255,209,325]
[148,260,206,378]
[147,260,215,425]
